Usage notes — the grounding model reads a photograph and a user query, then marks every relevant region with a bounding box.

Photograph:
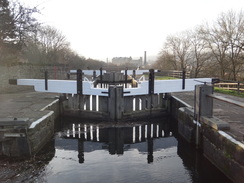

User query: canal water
[0,117,232,183]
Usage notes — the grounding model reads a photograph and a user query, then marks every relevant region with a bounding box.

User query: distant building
[112,56,142,67]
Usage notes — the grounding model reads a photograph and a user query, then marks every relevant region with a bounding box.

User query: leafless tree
[10,0,39,48]
[189,29,210,77]
[199,10,244,80]
[164,31,193,72]
[154,50,177,70]
[27,25,70,64]
[199,23,229,79]
[0,0,39,64]
[219,10,244,80]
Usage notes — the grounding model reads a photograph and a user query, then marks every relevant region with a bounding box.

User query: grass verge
[214,87,244,98]
[155,76,176,80]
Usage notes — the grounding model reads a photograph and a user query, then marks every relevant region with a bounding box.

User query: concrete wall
[0,64,68,93]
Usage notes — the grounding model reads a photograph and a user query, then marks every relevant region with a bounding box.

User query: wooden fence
[214,80,244,93]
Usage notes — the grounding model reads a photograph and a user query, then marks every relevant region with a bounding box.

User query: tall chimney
[144,51,147,66]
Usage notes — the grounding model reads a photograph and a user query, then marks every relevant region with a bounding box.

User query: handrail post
[100,67,103,88]
[45,70,48,91]
[93,70,96,81]
[77,69,83,95]
[148,69,155,94]
[133,70,136,79]
[125,68,128,88]
[182,69,186,90]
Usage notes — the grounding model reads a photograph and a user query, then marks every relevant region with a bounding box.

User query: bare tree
[189,29,210,77]
[28,26,70,64]
[154,50,177,70]
[199,10,244,80]
[164,31,192,72]
[218,10,244,80]
[9,0,39,48]
[0,0,39,64]
[199,23,229,79]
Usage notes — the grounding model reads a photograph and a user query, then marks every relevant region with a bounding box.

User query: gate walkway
[172,91,244,142]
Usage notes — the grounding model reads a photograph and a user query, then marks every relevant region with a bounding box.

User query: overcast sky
[20,0,244,62]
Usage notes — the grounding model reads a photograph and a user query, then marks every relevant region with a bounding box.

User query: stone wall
[170,95,192,120]
[202,125,244,183]
[177,107,195,144]
[0,64,69,93]
[172,96,244,183]
[0,99,60,157]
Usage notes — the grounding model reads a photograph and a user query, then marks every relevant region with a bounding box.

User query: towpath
[172,91,244,142]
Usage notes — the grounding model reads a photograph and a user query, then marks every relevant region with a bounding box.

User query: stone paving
[0,90,59,123]
[172,91,244,142]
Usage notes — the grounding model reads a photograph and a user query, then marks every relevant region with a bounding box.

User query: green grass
[214,87,244,98]
[155,76,177,80]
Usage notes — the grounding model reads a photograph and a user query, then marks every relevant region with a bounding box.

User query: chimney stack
[144,51,147,66]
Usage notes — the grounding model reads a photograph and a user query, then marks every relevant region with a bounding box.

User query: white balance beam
[15,78,212,96]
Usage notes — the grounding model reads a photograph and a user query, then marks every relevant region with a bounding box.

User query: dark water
[0,117,233,183]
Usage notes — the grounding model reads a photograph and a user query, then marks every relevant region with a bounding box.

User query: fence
[155,70,190,79]
[214,80,244,93]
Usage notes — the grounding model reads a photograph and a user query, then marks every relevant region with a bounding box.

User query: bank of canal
[0,117,233,183]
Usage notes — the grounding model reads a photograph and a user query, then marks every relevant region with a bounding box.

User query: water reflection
[0,118,233,183]
[58,120,173,164]
[49,118,232,183]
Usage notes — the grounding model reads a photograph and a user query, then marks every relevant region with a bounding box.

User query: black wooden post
[237,81,240,94]
[125,68,128,88]
[148,69,154,94]
[182,69,186,90]
[93,70,96,81]
[100,67,103,88]
[67,72,70,80]
[148,69,155,116]
[78,139,84,164]
[133,70,136,79]
[77,69,82,95]
[45,70,48,90]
